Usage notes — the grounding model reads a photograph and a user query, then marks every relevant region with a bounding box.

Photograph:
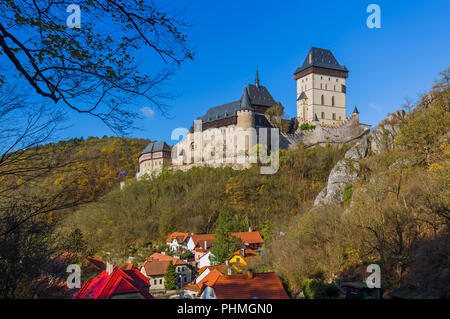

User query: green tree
[210,207,246,264]
[65,228,87,254]
[164,261,177,290]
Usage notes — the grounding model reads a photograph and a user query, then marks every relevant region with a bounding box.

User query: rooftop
[197,82,276,124]
[141,253,186,276]
[213,272,289,299]
[74,266,153,299]
[141,141,171,155]
[294,47,348,75]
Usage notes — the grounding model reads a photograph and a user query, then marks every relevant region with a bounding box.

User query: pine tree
[164,261,177,290]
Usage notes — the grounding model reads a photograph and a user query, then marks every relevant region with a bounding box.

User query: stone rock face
[313,109,406,207]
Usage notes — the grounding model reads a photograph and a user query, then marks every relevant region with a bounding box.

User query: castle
[136,47,371,178]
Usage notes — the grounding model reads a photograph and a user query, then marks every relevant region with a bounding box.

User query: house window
[154,280,157,285]
[160,279,163,284]
[332,113,336,120]
[321,95,324,105]
[184,277,187,283]
[332,96,335,106]
[236,257,240,263]
[321,112,325,119]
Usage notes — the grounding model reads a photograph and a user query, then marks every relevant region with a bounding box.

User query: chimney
[204,241,207,250]
[225,261,231,275]
[247,269,254,279]
[106,262,114,275]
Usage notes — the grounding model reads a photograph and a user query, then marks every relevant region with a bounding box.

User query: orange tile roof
[120,263,136,270]
[230,249,261,264]
[212,272,289,299]
[232,232,264,244]
[191,234,215,249]
[141,253,186,276]
[191,232,263,248]
[166,232,190,244]
[185,269,225,297]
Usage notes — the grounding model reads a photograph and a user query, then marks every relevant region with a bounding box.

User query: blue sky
[61,0,450,144]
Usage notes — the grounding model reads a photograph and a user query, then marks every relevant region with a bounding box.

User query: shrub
[343,184,353,204]
[302,279,339,299]
[300,123,316,131]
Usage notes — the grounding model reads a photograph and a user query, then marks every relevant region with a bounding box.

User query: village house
[186,231,264,268]
[73,263,153,299]
[228,248,261,270]
[166,232,191,252]
[185,268,288,299]
[140,253,192,292]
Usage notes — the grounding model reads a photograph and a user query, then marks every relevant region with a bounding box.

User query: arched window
[321,95,324,105]
[331,96,335,106]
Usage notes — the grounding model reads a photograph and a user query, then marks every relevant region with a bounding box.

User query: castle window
[332,113,336,120]
[321,76,323,80]
[341,85,346,93]
[325,84,327,90]
[320,83,323,89]
[339,116,342,120]
[336,79,339,82]
[334,85,336,91]
[321,95,324,105]
[331,96,335,106]
[328,77,331,81]
[321,112,324,119]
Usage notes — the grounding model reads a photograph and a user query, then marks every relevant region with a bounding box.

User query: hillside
[62,68,449,298]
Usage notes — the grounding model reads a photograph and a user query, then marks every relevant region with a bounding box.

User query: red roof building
[74,266,153,299]
[211,272,289,299]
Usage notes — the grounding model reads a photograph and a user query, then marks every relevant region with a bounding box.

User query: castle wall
[283,113,369,148]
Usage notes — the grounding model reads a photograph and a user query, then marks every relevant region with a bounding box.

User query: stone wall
[281,113,371,149]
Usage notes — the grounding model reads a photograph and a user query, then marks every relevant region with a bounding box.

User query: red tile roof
[141,253,186,276]
[74,266,153,299]
[212,272,289,299]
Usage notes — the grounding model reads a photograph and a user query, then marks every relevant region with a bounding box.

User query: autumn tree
[0,0,193,133]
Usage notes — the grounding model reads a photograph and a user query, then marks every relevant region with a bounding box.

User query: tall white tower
[294,47,349,125]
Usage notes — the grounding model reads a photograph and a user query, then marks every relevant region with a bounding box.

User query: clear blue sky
[61,0,450,144]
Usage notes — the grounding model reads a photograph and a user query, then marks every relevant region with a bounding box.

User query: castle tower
[237,87,254,130]
[294,47,349,125]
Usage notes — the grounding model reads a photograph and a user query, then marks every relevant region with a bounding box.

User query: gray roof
[141,141,171,155]
[294,47,348,74]
[197,84,276,124]
[297,92,307,101]
[353,106,359,114]
[313,113,319,121]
